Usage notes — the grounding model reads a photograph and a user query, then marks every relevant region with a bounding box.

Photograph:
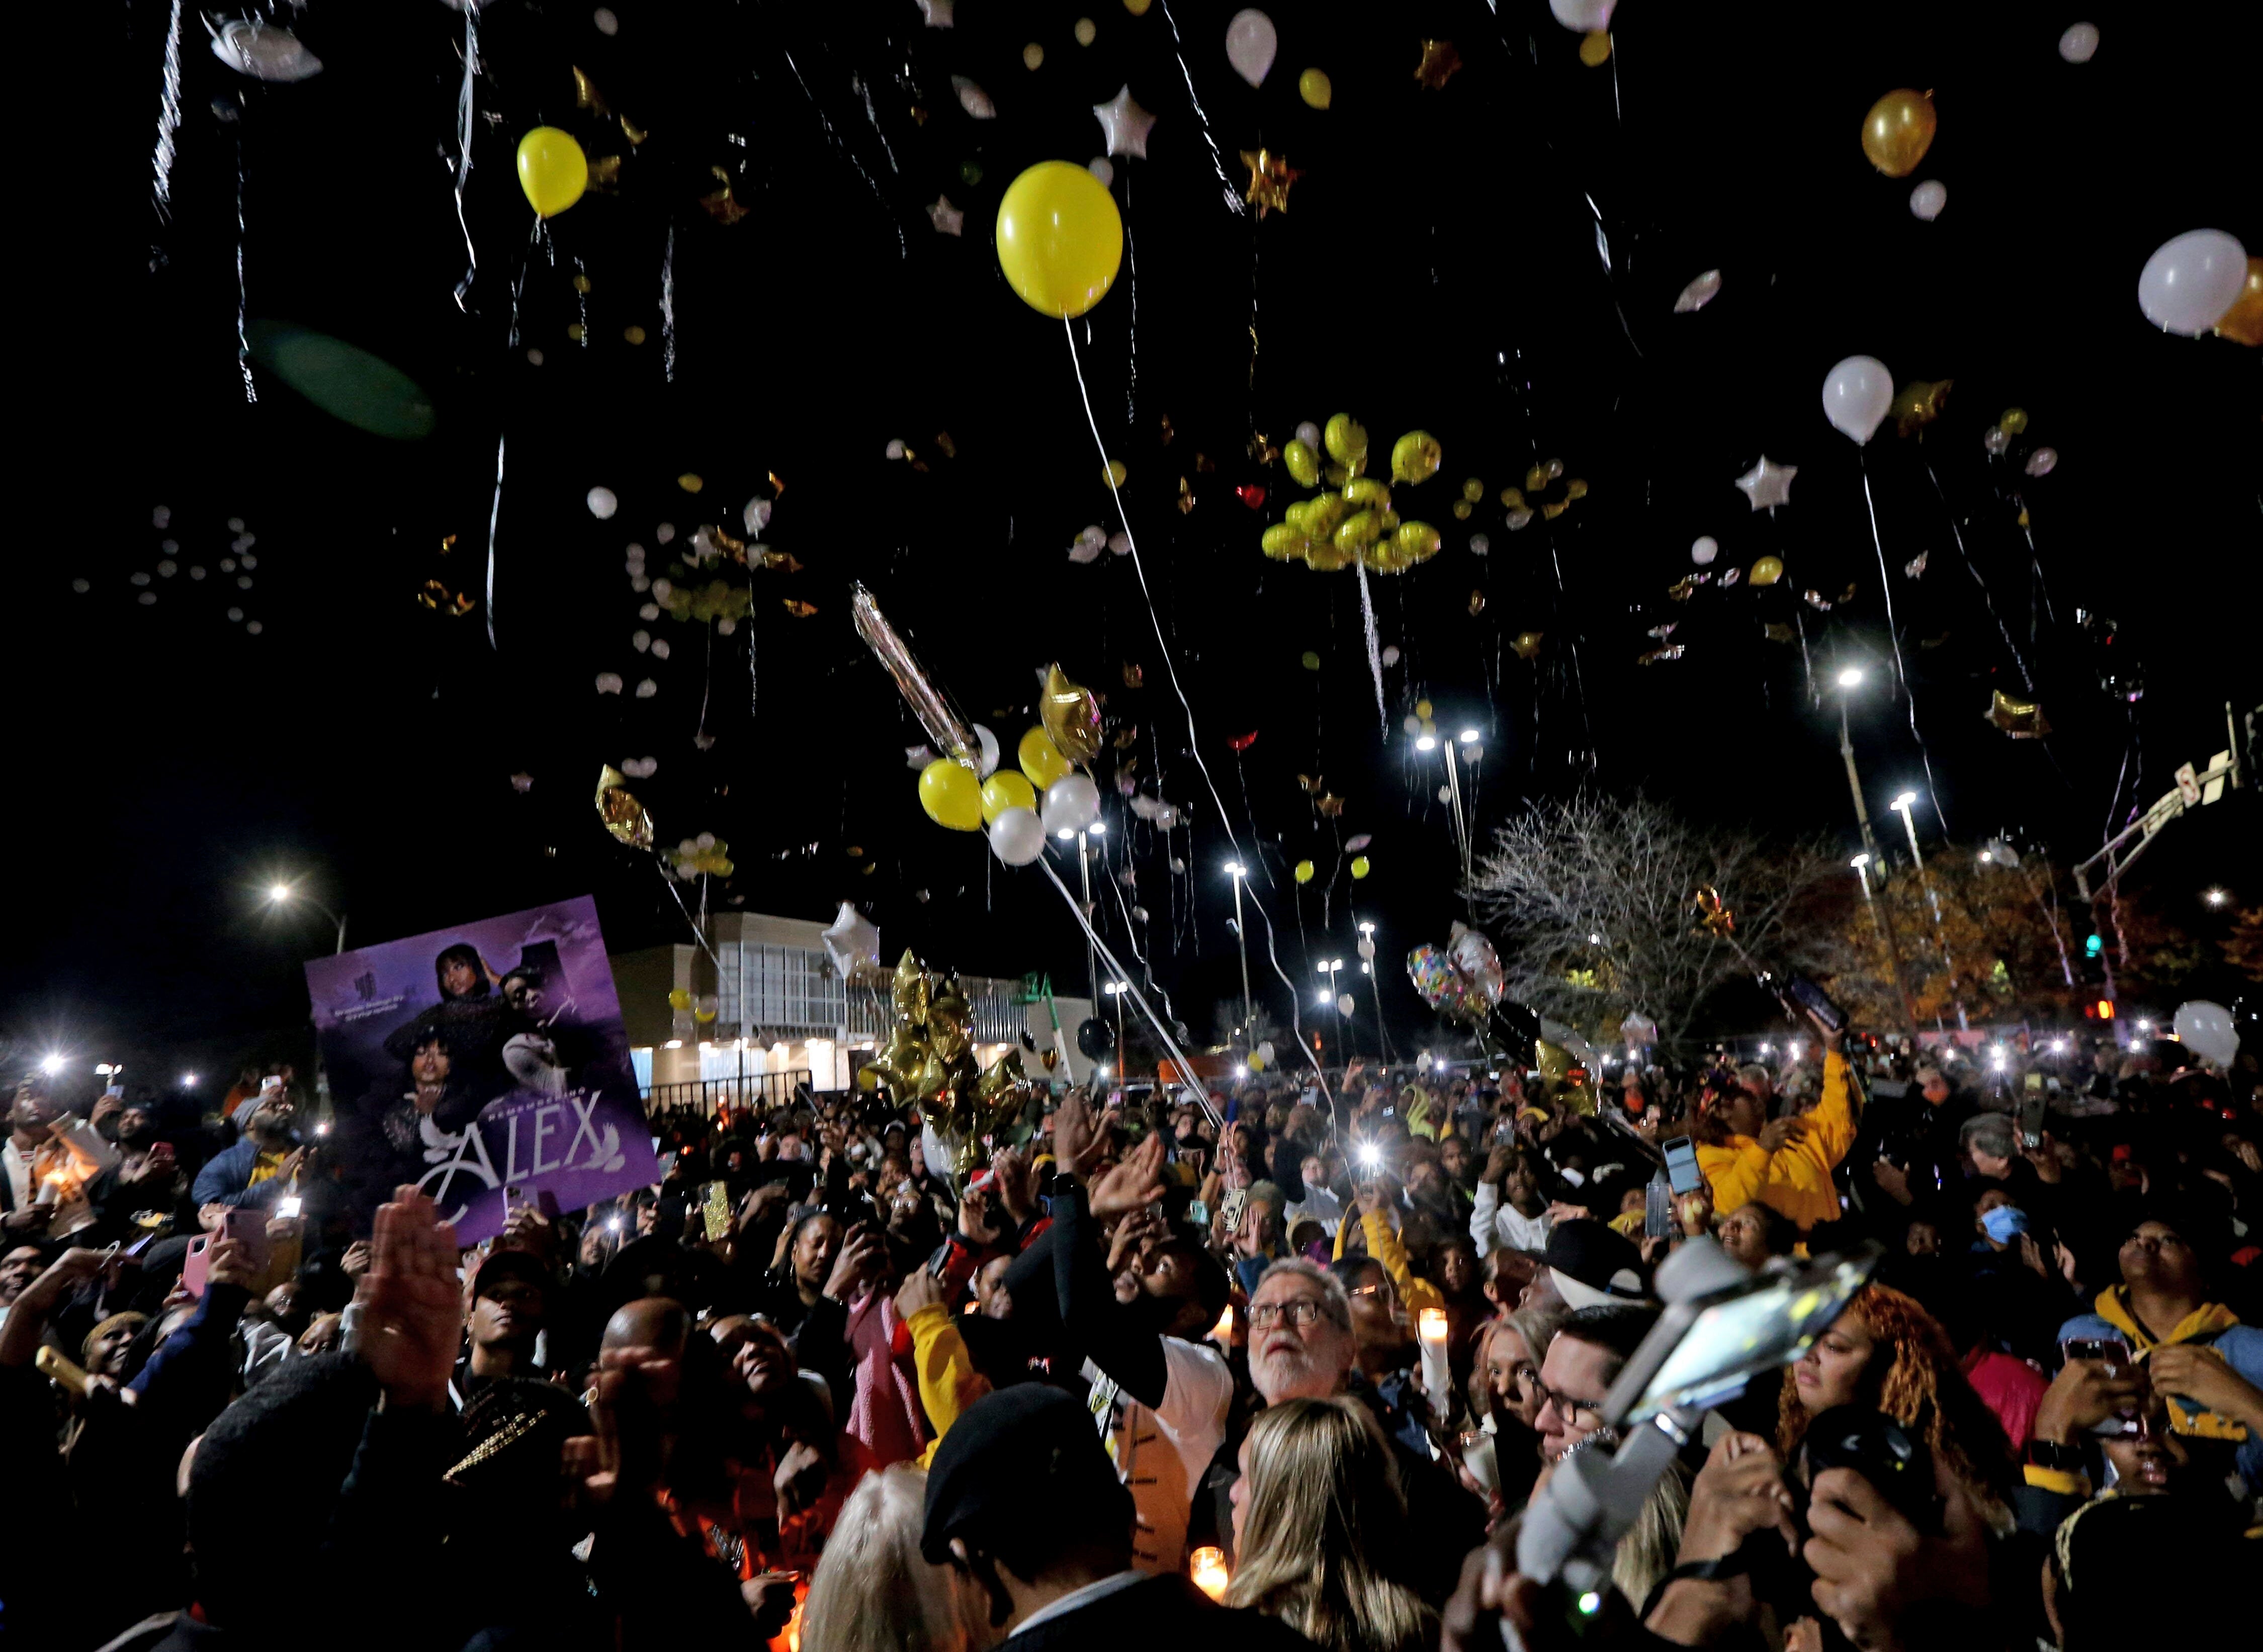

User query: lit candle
[1189,1546,1231,1602]
[1418,1307,1449,1346]
[1211,1302,1235,1343]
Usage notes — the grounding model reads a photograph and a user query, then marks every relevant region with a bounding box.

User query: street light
[181,1073,199,1088]
[2204,886,2230,908]
[1888,789,1966,1031]
[1102,980,1129,1074]
[1833,673,1920,1039]
[1415,726,1478,909]
[268,881,350,954]
[1224,862,1255,1048]
[1416,734,1437,751]
[39,1054,64,1076]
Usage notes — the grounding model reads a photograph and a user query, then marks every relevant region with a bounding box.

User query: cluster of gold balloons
[856,952,1033,1173]
[1261,415,1445,574]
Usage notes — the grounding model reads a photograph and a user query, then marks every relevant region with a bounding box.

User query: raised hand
[822,1222,888,1302]
[354,1185,463,1412]
[1088,1132,1167,1221]
[1052,1089,1099,1178]
[1758,1117,1808,1155]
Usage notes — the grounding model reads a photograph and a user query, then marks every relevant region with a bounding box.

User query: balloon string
[451,10,479,312]
[658,864,727,977]
[484,434,505,649]
[1038,859,1218,1125]
[777,44,904,257]
[1237,872,1339,1123]
[660,224,677,383]
[1096,833,1187,1039]
[1860,450,1948,835]
[1062,318,1241,863]
[1924,458,2033,692]
[1354,560,1387,734]
[234,139,256,404]
[1155,0,1245,215]
[152,0,184,219]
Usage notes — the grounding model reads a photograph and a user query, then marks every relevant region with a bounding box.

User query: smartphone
[2017,1093,2047,1151]
[1188,1198,1211,1227]
[275,1196,303,1220]
[182,1234,212,1298]
[1604,1244,1881,1425]
[1781,976,1849,1034]
[2061,1336,2140,1434]
[1662,1136,1702,1196]
[702,1180,733,1242]
[219,1208,271,1275]
[105,1083,125,1100]
[1644,1176,1673,1240]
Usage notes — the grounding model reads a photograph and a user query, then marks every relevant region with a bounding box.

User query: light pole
[1833,670,1920,1041]
[1224,861,1255,1048]
[1102,980,1128,1077]
[1316,958,1345,1065]
[1891,790,1966,1031]
[1059,822,1103,1006]
[269,882,350,954]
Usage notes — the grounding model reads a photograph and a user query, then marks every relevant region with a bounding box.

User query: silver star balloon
[916,0,954,25]
[1093,85,1156,159]
[1733,456,1797,511]
[927,196,965,236]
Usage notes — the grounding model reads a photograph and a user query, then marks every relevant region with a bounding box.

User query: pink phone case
[183,1236,212,1298]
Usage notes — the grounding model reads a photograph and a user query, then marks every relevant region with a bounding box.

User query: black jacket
[998,1574,1315,1652]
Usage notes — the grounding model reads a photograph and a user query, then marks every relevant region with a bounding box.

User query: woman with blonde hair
[801,1463,988,1652]
[1779,1281,2019,1528]
[1225,1397,1436,1652]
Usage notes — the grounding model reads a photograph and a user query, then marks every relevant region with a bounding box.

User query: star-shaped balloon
[1733,456,1797,511]
[1240,148,1299,216]
[1983,689,2051,738]
[915,0,954,26]
[927,195,964,236]
[1414,40,1463,88]
[1093,85,1155,159]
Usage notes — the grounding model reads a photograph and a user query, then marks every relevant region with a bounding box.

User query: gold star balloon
[1039,663,1104,763]
[595,766,655,851]
[1983,689,2051,738]
[1240,148,1300,217]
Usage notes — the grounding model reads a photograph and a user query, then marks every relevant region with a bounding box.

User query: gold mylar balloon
[1261,523,1309,561]
[1750,555,1785,586]
[1039,663,1104,764]
[1578,30,1611,67]
[1983,688,2051,739]
[1334,510,1382,555]
[1342,475,1391,511]
[1394,521,1442,564]
[1390,430,1441,485]
[1998,407,2029,436]
[2216,257,2263,346]
[1511,631,1543,660]
[1298,67,1333,109]
[891,950,931,1021]
[1890,378,1952,437]
[595,766,655,851]
[1283,438,1322,486]
[1860,89,1937,178]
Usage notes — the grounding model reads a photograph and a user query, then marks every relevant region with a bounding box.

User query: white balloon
[1820,355,1893,445]
[209,20,323,82]
[1690,535,1719,565]
[2173,999,2240,1068]
[1293,421,1321,449]
[2057,22,2099,63]
[971,723,1001,777]
[821,901,882,976]
[1224,10,1277,86]
[1908,180,1947,221]
[1548,0,1617,31]
[1257,1039,1276,1063]
[988,807,1046,866]
[587,486,619,519]
[2136,229,2249,336]
[1040,775,1102,836]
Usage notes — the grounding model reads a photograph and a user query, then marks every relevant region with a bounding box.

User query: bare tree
[1469,791,1840,1051]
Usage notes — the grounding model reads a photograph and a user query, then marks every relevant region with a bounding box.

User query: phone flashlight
[1356,1143,1382,1170]
[276,1196,303,1219]
[607,1217,623,1234]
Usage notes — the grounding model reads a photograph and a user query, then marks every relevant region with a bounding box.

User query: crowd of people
[2,1012,2257,1652]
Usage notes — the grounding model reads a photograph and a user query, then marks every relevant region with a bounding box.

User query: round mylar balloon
[1018,726,1075,791]
[996,161,1123,318]
[1750,556,1785,586]
[517,127,589,217]
[1040,774,1101,836]
[981,770,1036,823]
[989,807,1046,865]
[918,759,984,831]
[1859,90,1936,178]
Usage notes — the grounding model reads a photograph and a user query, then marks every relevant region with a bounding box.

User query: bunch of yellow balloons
[1262,414,1444,575]
[996,161,1123,319]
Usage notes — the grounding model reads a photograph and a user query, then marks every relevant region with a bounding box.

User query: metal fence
[642,1071,813,1119]
[712,940,1028,1047]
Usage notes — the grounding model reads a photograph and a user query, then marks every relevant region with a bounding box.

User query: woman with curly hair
[1779,1281,2020,1528]
[1225,1397,1435,1652]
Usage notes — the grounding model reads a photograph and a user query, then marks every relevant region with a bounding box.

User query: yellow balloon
[1511,633,1542,660]
[516,127,589,217]
[1415,699,1433,718]
[1324,413,1369,472]
[2216,257,2263,345]
[1341,476,1391,510]
[1294,859,1316,884]
[919,759,984,831]
[1998,407,2029,436]
[1122,0,1150,13]
[1394,521,1442,563]
[1390,431,1441,484]
[1261,523,1309,561]
[1334,511,1381,555]
[980,770,1036,823]
[1101,459,1128,488]
[996,161,1123,319]
[1283,439,1321,486]
[1750,555,1785,586]
[1578,30,1611,67]
[1350,855,1371,880]
[1298,68,1333,109]
[1860,89,1936,178]
[1304,493,1346,536]
[1017,726,1074,790]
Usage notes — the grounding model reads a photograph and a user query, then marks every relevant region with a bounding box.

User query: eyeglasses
[1248,1297,1330,1328]
[1532,1381,1607,1424]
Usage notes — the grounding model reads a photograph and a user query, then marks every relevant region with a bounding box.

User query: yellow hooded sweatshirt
[2088,1287,2250,1444]
[1695,1050,1857,1232]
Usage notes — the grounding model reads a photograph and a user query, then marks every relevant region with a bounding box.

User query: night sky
[11,0,2256,1084]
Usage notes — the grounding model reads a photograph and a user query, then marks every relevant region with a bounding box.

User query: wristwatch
[2025,1437,2086,1471]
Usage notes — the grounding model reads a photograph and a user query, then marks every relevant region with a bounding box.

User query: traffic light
[2084,933,2104,958]
[2097,999,2115,1020]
